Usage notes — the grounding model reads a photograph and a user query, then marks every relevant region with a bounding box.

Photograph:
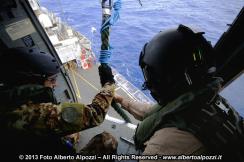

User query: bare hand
[113,94,124,104]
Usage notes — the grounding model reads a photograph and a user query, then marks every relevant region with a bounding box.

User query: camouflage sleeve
[4,83,115,137]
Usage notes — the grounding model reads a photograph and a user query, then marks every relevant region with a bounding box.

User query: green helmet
[0,47,60,86]
[139,24,216,105]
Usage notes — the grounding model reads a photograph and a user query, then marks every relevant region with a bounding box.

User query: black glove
[98,64,115,86]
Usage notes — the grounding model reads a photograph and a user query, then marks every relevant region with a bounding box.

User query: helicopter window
[220,73,244,116]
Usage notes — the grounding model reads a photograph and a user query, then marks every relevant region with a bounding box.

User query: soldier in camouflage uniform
[0,47,117,160]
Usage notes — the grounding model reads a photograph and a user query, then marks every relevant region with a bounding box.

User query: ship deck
[66,64,146,159]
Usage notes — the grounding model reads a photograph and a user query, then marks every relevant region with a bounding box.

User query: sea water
[39,0,243,115]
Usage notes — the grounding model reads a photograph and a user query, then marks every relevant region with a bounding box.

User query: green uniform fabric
[134,82,244,161]
[1,83,115,137]
[134,92,195,150]
[0,83,115,159]
[0,84,57,111]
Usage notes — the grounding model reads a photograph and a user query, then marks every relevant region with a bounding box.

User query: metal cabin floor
[67,64,139,160]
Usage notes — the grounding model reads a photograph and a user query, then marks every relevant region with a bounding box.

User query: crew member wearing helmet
[114,25,244,161]
[0,47,117,159]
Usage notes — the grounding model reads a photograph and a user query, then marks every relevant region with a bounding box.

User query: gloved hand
[98,64,115,86]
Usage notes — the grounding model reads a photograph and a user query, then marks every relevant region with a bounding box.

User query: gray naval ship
[0,0,243,160]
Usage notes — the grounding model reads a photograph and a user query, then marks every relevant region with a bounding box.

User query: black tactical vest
[0,84,57,112]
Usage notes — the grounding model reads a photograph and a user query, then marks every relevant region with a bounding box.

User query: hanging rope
[99,0,131,123]
[100,0,122,31]
[99,0,122,64]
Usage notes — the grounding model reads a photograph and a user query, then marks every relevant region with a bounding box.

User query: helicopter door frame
[215,7,244,89]
[19,0,78,102]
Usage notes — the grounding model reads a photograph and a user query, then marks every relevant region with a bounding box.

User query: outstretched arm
[114,95,153,121]
[4,83,115,137]
[4,65,116,137]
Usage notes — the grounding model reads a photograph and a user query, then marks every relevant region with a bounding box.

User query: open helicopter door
[214,7,244,88]
[0,0,77,103]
